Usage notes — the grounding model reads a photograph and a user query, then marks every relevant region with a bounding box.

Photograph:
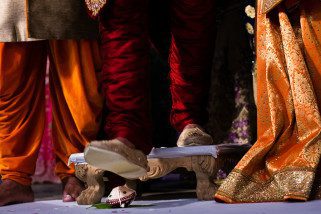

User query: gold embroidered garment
[85,0,108,18]
[261,0,284,13]
[215,0,321,203]
[261,0,301,14]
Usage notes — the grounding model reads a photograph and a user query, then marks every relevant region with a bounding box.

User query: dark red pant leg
[169,0,215,132]
[100,0,152,154]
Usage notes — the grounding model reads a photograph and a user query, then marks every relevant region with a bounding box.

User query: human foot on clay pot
[0,179,34,206]
[62,176,85,202]
[84,138,148,179]
[177,124,213,147]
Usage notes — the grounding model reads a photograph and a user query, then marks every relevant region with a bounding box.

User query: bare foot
[62,176,84,202]
[0,180,34,206]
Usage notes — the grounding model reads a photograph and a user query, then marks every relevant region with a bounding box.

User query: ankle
[184,124,203,130]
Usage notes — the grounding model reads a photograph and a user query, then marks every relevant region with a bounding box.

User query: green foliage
[90,203,113,209]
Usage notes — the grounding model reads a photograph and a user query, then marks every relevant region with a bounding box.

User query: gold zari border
[261,0,284,14]
[215,169,315,202]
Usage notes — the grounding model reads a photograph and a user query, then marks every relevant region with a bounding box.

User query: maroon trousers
[100,0,215,154]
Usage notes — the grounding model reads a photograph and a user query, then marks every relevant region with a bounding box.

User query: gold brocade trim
[85,0,108,17]
[260,0,300,14]
[215,169,315,202]
[261,0,284,14]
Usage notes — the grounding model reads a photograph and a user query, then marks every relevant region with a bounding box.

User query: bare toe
[62,176,84,202]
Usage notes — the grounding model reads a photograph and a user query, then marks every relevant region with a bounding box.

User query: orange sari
[215,0,321,202]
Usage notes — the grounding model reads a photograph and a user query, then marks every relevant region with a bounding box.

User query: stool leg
[75,164,105,205]
[192,156,219,200]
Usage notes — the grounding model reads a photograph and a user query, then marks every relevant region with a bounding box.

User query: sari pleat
[215,0,321,202]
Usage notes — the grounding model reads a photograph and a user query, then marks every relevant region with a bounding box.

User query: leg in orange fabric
[0,41,47,205]
[49,40,103,201]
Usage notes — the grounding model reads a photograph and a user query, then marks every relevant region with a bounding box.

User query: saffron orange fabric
[0,40,103,185]
[215,0,321,202]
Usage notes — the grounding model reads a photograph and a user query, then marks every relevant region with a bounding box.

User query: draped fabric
[0,42,47,185]
[215,0,321,202]
[99,0,215,154]
[49,40,103,180]
[0,40,103,185]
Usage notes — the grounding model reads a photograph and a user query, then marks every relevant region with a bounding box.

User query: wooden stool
[70,144,250,204]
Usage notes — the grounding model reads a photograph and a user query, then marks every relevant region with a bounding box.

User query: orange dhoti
[215,0,321,202]
[0,40,103,185]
